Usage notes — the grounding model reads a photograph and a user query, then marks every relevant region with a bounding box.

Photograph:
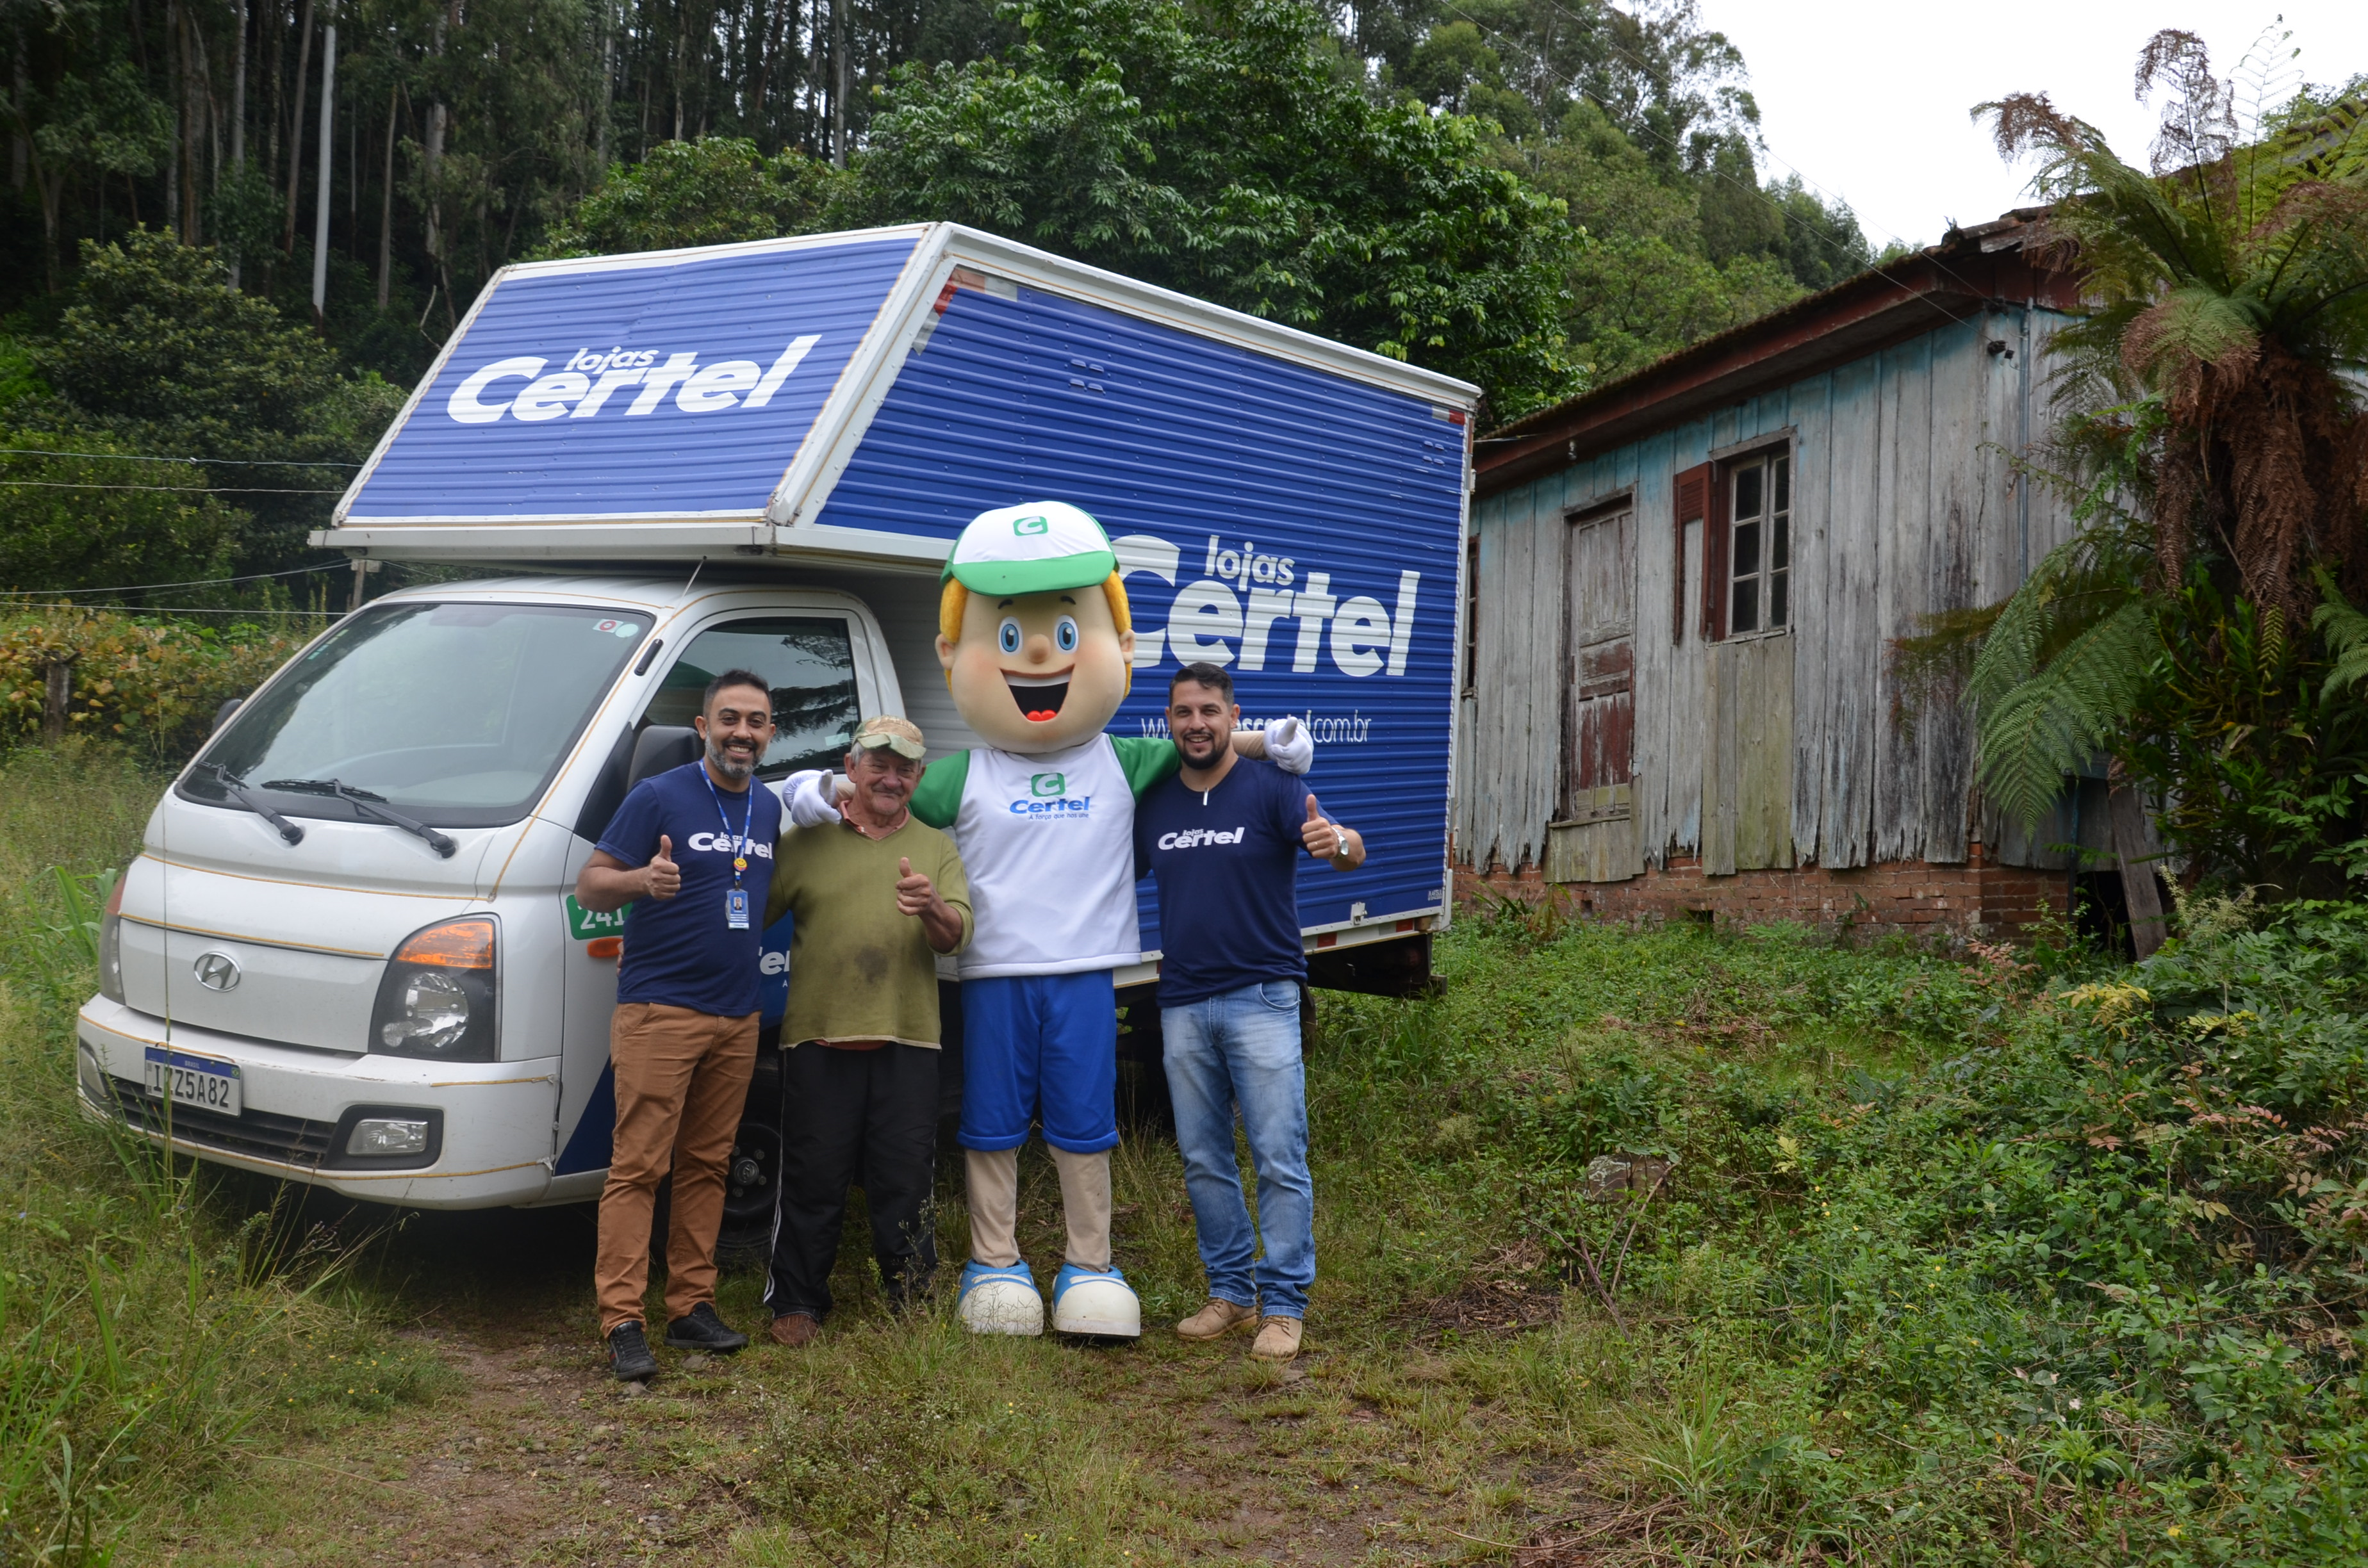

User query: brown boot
[1249,1316,1303,1362]
[769,1312,821,1348]
[1175,1298,1259,1341]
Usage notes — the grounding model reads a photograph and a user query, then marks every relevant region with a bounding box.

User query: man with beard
[575,669,783,1380]
[1135,663,1364,1363]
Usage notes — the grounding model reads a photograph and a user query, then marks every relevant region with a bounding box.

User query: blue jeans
[1162,980,1314,1319]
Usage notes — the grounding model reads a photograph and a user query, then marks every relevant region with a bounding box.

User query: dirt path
[143,1190,1591,1565]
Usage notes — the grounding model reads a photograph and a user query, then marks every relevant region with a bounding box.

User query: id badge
[725,887,751,930]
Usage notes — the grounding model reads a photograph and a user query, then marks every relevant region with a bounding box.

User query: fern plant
[1962,30,2368,885]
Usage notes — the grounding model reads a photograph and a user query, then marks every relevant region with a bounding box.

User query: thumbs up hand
[894,854,936,917]
[646,834,682,899]
[1300,794,1342,860]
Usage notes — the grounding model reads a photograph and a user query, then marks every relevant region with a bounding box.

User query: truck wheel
[716,1053,782,1266]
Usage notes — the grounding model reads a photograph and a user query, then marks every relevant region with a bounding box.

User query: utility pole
[312,4,336,323]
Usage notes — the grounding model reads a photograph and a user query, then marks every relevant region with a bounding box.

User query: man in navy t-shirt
[575,667,783,1380]
[1135,662,1365,1364]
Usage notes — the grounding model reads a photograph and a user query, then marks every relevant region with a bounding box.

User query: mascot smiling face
[935,502,1136,751]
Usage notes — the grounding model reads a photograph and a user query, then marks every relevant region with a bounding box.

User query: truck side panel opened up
[77,224,1476,1241]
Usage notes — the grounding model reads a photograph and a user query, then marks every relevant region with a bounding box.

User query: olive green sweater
[764,815,971,1049]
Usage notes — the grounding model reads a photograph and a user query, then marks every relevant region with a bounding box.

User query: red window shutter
[1672,463,1709,646]
[1702,462,1731,641]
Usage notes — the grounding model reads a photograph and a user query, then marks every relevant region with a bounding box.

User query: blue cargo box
[320,223,1477,949]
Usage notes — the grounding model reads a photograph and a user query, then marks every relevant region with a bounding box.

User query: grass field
[6,744,2368,1565]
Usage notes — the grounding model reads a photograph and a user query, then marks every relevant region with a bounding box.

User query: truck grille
[106,1075,337,1167]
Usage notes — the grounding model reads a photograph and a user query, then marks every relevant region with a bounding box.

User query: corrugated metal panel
[341,234,923,522]
[816,279,1467,943]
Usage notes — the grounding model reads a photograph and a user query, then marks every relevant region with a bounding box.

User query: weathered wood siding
[1458,308,2075,874]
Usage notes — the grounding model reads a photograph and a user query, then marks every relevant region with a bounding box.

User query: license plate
[142,1047,242,1116]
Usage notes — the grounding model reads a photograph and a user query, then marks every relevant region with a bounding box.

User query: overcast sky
[1692,1,2368,251]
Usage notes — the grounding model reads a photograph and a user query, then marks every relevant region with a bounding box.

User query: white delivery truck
[75,224,1475,1245]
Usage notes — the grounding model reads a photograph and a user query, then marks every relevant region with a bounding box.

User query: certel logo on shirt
[1008,772,1092,817]
[1014,514,1048,536]
[1155,827,1246,850]
[442,337,821,425]
[684,833,776,859]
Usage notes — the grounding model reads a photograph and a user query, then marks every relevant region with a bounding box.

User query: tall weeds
[0,744,429,1564]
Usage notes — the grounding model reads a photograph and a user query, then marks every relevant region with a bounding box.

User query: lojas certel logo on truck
[443,337,822,425]
[1114,532,1426,683]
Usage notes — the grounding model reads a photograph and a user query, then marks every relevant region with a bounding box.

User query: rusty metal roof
[1477,207,2080,497]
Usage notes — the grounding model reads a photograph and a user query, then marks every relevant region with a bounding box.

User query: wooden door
[1563,508,1636,822]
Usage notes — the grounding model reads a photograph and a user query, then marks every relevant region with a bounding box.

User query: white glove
[784,769,844,829]
[1265,715,1312,775]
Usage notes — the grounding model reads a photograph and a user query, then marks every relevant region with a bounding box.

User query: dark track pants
[763,1041,941,1321]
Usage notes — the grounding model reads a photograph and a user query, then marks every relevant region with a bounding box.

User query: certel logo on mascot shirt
[1010,772,1092,817]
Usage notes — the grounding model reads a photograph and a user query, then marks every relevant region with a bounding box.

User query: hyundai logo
[193,952,242,992]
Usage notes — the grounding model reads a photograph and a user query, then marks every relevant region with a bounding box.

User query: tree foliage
[534,136,845,257]
[8,232,402,584]
[1962,31,2368,892]
[835,0,1581,413]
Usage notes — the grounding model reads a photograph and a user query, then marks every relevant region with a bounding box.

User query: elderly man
[576,668,782,1381]
[762,715,971,1347]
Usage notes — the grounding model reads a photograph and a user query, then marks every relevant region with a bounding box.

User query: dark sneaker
[664,1302,750,1353]
[607,1321,659,1382]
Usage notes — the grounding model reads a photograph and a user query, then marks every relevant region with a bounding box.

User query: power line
[1,604,336,617]
[0,564,345,600]
[0,480,347,494]
[0,447,365,468]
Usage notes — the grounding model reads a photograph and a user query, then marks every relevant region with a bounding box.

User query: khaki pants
[595,1003,759,1332]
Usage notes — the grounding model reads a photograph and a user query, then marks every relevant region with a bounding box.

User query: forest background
[0,0,1881,611]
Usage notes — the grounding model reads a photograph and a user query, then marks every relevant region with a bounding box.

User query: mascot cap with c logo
[942,500,1118,595]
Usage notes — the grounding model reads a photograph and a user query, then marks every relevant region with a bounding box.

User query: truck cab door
[552,608,877,1225]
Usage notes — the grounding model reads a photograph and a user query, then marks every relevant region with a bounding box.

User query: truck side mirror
[213,697,243,733]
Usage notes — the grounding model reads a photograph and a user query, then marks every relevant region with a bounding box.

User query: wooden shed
[1455,209,2121,938]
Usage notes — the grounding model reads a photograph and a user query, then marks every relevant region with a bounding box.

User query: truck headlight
[369,918,497,1061]
[98,875,126,1005]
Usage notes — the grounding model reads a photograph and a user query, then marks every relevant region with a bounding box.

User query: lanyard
[698,765,754,888]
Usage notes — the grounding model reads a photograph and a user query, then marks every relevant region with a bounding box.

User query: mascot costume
[786,501,1308,1338]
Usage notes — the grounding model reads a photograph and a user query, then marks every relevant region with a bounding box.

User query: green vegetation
[0,746,445,1566]
[0,607,320,755]
[10,740,2368,1562]
[1957,33,2368,895]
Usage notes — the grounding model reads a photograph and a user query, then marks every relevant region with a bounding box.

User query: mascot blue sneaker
[787,502,1311,1344]
[1051,1263,1142,1338]
[957,1260,1045,1335]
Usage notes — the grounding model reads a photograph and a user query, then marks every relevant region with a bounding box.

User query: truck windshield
[185,601,650,828]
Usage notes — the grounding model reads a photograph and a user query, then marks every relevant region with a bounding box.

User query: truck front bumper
[76,997,563,1209]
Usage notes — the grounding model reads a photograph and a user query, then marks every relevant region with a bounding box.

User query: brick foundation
[1454,840,2060,943]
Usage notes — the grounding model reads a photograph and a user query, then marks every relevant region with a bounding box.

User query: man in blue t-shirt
[575,668,783,1381]
[1135,662,1365,1364]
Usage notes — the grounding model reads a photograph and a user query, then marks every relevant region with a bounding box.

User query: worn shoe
[607,1321,659,1382]
[769,1311,821,1348]
[664,1302,750,1353]
[1176,1298,1260,1341]
[1249,1316,1303,1362]
[957,1260,1045,1335]
[1051,1262,1141,1339]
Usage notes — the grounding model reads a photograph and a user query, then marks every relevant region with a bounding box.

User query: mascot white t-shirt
[910,735,1183,977]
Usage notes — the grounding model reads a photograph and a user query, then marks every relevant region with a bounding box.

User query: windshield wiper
[198,764,305,845]
[261,778,457,858]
